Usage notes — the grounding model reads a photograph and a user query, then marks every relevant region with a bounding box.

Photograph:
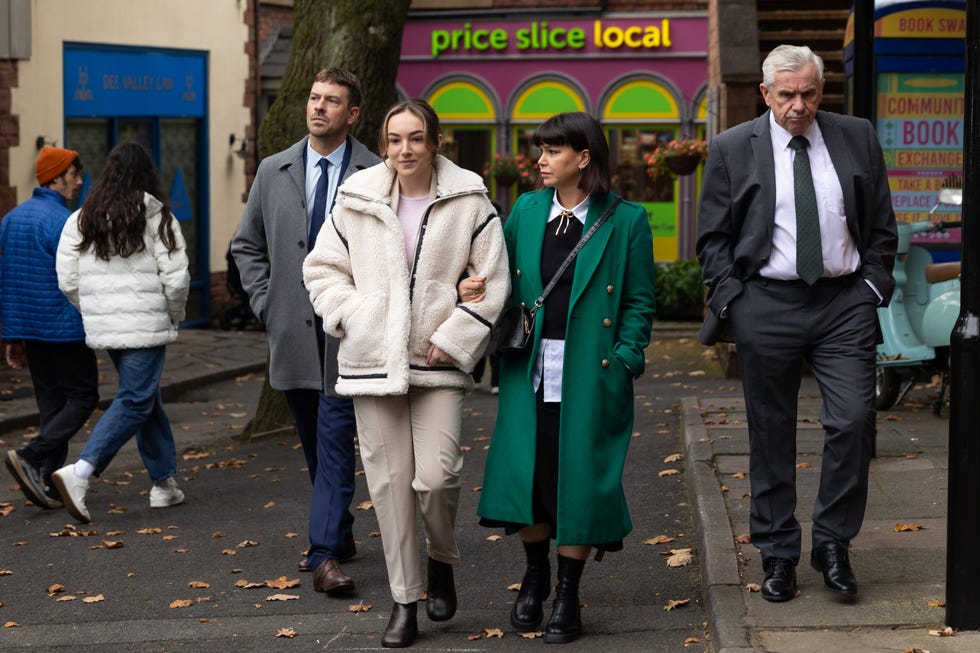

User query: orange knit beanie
[36,146,79,186]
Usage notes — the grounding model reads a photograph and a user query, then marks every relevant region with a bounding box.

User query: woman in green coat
[475,112,656,644]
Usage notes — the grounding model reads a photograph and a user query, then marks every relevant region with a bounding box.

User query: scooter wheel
[875,367,900,410]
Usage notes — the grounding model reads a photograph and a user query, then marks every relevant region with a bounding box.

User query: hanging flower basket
[484,152,536,189]
[645,139,708,181]
[665,153,702,176]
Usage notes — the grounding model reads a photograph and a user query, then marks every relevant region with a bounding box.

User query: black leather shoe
[382,602,418,648]
[811,542,857,596]
[761,557,797,602]
[511,541,551,631]
[543,555,585,644]
[425,557,457,621]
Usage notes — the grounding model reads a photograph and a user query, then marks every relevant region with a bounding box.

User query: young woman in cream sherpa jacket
[302,99,508,648]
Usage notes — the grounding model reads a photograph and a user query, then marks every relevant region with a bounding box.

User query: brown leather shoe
[313,559,355,595]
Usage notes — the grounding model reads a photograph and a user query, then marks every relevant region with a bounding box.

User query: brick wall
[0,61,19,217]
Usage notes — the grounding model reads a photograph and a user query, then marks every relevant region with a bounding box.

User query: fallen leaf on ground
[895,523,924,532]
[663,453,684,463]
[237,540,260,548]
[137,528,162,535]
[507,582,521,591]
[275,628,298,638]
[46,584,65,594]
[684,637,701,645]
[348,602,372,612]
[264,501,276,509]
[170,599,193,608]
[928,599,945,608]
[188,581,210,589]
[55,595,76,602]
[796,462,812,469]
[356,501,373,510]
[211,531,225,538]
[235,579,265,589]
[518,631,543,639]
[82,594,104,603]
[182,451,210,460]
[929,626,954,637]
[731,472,746,479]
[266,594,299,602]
[266,577,300,590]
[469,627,505,640]
[3,622,20,628]
[665,549,693,567]
[658,469,680,477]
[664,598,690,611]
[221,549,237,556]
[735,533,752,544]
[745,583,761,592]
[486,535,502,542]
[642,535,674,545]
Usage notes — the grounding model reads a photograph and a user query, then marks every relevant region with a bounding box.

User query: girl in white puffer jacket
[53,141,189,524]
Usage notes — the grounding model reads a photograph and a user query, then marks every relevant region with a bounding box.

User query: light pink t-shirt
[397,194,429,269]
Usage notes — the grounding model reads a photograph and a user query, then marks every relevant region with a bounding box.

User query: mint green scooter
[875,184,963,414]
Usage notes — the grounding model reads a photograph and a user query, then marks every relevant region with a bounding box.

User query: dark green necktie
[789,135,823,285]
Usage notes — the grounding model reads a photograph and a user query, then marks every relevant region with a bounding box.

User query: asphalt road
[0,332,723,652]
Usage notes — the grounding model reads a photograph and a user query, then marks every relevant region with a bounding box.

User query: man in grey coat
[232,67,381,595]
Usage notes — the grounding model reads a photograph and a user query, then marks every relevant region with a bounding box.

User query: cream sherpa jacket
[302,155,509,396]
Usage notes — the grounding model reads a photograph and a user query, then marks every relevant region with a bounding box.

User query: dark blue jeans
[79,346,177,484]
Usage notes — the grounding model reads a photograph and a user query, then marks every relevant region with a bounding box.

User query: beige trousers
[353,387,464,604]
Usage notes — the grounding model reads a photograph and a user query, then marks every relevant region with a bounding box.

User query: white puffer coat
[57,192,190,350]
[302,155,510,396]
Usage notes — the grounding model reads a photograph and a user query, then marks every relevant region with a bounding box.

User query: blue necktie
[789,135,823,285]
[309,157,329,252]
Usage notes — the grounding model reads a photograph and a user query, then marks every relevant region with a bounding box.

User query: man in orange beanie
[2,146,99,510]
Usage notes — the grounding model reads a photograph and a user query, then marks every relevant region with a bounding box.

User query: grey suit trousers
[729,273,878,563]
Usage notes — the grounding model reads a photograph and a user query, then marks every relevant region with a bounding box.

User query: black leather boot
[425,556,457,621]
[382,601,418,648]
[511,538,551,631]
[544,555,585,644]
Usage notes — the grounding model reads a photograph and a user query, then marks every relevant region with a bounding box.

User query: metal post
[851,0,875,121]
[946,0,980,630]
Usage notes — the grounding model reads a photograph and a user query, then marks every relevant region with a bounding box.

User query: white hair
[762,45,825,88]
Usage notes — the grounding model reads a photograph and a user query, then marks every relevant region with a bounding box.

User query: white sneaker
[149,477,185,508]
[52,465,91,523]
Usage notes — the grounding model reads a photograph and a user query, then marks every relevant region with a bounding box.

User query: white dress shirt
[532,194,590,403]
[758,113,860,281]
[305,139,347,222]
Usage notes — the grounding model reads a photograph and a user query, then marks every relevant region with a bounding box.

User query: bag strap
[530,195,622,316]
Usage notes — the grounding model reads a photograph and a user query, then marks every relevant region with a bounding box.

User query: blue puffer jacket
[0,187,86,342]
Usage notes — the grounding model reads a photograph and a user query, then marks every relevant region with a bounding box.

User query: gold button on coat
[601,359,609,367]
[516,269,522,277]
[606,285,614,294]
[602,318,612,327]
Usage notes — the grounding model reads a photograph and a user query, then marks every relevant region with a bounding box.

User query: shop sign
[64,45,205,117]
[429,19,676,59]
[877,72,964,230]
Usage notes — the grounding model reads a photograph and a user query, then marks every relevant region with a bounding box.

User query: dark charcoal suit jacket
[695,110,897,345]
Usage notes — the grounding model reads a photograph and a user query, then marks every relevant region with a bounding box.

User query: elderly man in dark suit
[696,44,897,603]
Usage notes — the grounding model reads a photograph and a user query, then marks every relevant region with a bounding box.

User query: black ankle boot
[511,539,551,631]
[425,556,457,621]
[544,555,585,644]
[382,601,418,648]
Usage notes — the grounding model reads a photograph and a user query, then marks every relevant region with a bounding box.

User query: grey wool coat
[231,136,381,393]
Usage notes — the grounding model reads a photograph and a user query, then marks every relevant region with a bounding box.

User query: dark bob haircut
[533,112,610,196]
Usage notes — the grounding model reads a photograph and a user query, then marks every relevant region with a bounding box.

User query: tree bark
[242,0,411,438]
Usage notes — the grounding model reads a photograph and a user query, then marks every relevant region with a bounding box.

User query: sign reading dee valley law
[428,19,679,58]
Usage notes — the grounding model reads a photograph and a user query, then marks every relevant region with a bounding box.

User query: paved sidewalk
[684,385,980,652]
[0,329,269,436]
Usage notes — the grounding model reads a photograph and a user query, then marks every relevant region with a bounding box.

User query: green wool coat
[477,190,656,546]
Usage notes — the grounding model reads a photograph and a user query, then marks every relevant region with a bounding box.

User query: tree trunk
[242,0,412,438]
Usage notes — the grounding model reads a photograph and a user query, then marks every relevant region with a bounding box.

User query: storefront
[63,44,210,323]
[844,0,966,261]
[396,13,708,262]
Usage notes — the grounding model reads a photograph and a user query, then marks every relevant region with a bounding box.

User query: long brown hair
[76,141,177,261]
